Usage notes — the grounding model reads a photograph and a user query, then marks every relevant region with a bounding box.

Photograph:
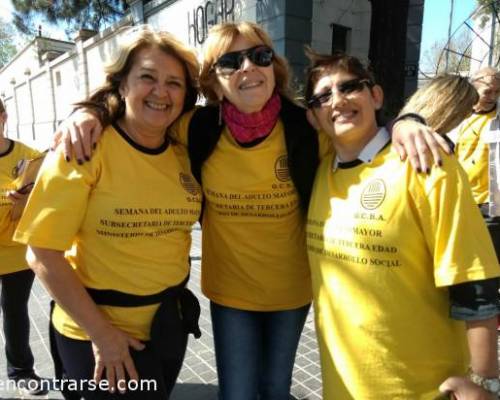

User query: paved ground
[0,225,322,399]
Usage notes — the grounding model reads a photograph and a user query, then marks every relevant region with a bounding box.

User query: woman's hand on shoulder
[439,376,497,400]
[91,325,145,393]
[51,110,103,164]
[392,119,452,173]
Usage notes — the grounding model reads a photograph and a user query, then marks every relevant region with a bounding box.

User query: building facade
[0,0,424,149]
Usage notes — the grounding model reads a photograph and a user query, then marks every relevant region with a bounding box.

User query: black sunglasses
[213,45,274,75]
[307,78,373,108]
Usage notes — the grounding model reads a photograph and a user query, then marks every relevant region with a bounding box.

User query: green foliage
[11,0,128,37]
[0,18,19,68]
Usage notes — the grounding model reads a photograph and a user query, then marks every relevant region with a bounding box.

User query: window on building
[331,24,351,54]
[55,71,61,86]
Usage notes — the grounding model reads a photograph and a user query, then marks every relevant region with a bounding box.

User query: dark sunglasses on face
[213,45,274,75]
[307,78,373,108]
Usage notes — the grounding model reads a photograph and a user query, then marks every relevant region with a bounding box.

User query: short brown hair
[304,47,375,106]
[0,98,4,113]
[199,21,294,103]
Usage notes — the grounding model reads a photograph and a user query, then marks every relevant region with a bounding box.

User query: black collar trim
[337,140,391,169]
[338,159,363,169]
[236,135,268,148]
[0,139,14,158]
[112,122,169,155]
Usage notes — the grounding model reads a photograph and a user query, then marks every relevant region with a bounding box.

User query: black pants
[54,329,187,400]
[0,268,35,378]
[480,204,500,262]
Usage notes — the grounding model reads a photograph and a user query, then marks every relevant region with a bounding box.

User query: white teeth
[146,101,168,110]
[333,111,356,122]
[240,81,261,90]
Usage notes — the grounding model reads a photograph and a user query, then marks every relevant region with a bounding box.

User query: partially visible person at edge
[50,22,450,400]
[0,98,48,396]
[305,50,500,400]
[13,26,202,400]
[447,67,500,329]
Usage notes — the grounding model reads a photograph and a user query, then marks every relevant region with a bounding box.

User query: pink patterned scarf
[222,92,282,144]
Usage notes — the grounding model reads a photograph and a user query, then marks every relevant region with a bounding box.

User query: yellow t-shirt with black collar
[14,124,202,340]
[453,109,496,204]
[307,128,500,400]
[172,110,332,311]
[0,139,41,275]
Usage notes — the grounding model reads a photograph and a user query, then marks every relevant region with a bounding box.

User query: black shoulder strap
[280,97,319,213]
[187,106,223,185]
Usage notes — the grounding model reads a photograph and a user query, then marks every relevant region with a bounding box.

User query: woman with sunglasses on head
[13,27,202,399]
[305,51,500,400]
[0,98,48,396]
[51,22,451,399]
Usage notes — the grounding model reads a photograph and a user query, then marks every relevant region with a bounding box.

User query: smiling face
[215,35,276,113]
[119,45,186,144]
[309,69,383,156]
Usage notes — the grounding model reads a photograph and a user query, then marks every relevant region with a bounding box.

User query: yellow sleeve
[14,149,99,251]
[16,141,43,160]
[27,147,43,159]
[410,155,500,287]
[317,130,334,161]
[169,109,197,147]
[0,142,39,245]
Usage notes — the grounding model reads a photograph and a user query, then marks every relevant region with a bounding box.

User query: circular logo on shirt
[360,179,386,210]
[179,173,201,196]
[274,155,290,182]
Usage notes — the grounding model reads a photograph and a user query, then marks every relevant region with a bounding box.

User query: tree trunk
[368,0,410,122]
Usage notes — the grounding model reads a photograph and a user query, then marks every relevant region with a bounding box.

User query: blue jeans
[210,301,310,400]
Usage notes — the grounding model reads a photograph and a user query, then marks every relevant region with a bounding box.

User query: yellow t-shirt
[307,147,500,400]
[454,110,496,204]
[172,110,331,311]
[14,125,202,340]
[0,139,41,275]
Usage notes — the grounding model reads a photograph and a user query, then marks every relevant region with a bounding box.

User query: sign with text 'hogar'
[188,0,235,46]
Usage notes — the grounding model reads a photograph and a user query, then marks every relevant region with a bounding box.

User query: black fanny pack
[49,274,201,377]
[85,275,201,363]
